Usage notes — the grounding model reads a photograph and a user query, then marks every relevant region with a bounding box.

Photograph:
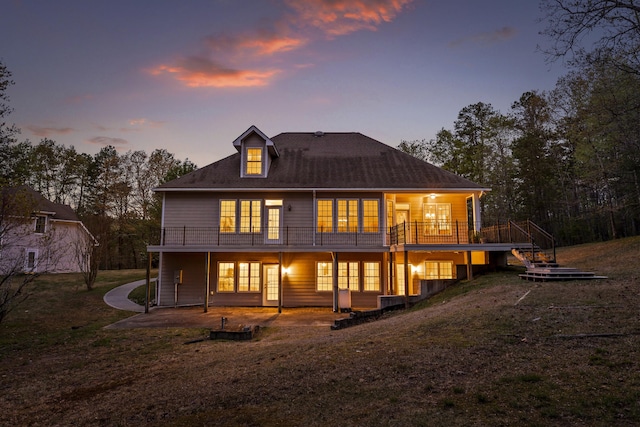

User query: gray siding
[163,193,216,228]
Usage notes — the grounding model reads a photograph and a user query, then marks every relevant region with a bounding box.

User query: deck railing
[389,221,472,245]
[475,220,556,262]
[153,226,385,247]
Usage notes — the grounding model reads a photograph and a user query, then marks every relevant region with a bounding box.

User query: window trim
[337,199,358,233]
[363,261,381,292]
[220,200,237,233]
[424,261,455,279]
[423,202,452,236]
[240,200,261,233]
[34,216,47,234]
[362,199,379,233]
[338,261,359,291]
[245,147,263,176]
[316,261,333,292]
[238,261,261,292]
[217,262,236,292]
[25,249,39,272]
[316,199,333,233]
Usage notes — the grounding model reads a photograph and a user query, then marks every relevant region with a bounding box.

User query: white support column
[473,193,482,232]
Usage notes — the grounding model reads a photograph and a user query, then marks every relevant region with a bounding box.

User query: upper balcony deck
[147,226,387,253]
[147,220,552,256]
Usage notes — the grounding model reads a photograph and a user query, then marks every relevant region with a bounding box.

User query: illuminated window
[34,216,46,234]
[396,265,405,296]
[425,261,454,279]
[317,200,333,233]
[240,200,261,233]
[238,262,260,292]
[363,262,380,291]
[423,203,451,235]
[337,199,358,232]
[338,262,359,291]
[218,262,235,292]
[363,200,379,232]
[220,200,236,233]
[316,262,333,291]
[245,148,263,175]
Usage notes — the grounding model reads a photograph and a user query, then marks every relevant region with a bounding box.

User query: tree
[0,60,19,146]
[0,188,44,323]
[510,91,560,226]
[396,139,429,162]
[482,114,519,225]
[540,0,640,75]
[554,63,640,240]
[72,230,99,290]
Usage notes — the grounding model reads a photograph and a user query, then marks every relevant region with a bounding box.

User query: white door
[263,264,279,306]
[265,206,282,244]
[396,208,410,243]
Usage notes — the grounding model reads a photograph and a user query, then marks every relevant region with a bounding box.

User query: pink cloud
[205,31,307,56]
[151,0,413,88]
[286,0,413,36]
[26,125,75,137]
[150,57,279,88]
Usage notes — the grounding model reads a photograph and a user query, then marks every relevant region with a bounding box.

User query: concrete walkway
[103,279,150,313]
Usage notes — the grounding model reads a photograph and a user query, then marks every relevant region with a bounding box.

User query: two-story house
[0,186,97,275]
[148,125,545,311]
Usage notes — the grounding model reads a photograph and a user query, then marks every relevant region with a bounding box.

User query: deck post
[466,250,473,281]
[404,250,409,307]
[145,252,151,314]
[388,252,394,295]
[278,252,283,314]
[332,252,339,312]
[204,252,210,313]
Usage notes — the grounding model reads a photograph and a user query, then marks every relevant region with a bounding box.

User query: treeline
[2,138,196,269]
[400,62,640,245]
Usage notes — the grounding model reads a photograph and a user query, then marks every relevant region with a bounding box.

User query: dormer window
[233,126,279,178]
[245,147,263,176]
[34,216,46,234]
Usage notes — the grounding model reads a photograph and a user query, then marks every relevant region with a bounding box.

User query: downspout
[278,252,283,314]
[312,190,317,246]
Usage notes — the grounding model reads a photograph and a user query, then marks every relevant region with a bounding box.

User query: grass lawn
[0,238,639,426]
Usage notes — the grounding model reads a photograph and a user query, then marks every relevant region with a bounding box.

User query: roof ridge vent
[314,131,324,137]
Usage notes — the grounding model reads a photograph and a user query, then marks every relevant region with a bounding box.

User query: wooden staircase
[512,248,607,282]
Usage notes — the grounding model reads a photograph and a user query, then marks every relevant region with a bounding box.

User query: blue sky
[2,0,566,166]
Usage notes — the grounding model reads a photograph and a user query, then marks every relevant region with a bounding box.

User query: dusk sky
[2,0,567,166]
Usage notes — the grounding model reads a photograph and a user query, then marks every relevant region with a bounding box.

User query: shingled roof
[157,132,488,191]
[3,186,79,221]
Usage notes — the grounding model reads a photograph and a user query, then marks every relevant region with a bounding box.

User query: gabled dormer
[233,125,279,178]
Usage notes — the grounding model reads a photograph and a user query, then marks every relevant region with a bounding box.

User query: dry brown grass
[1,238,639,426]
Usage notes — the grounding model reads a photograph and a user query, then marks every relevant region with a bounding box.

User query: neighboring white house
[0,186,97,275]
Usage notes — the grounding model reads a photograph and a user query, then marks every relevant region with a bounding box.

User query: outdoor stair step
[519,267,607,281]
